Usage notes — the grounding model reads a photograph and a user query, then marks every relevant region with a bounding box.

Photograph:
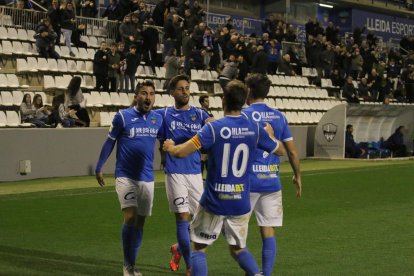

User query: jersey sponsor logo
[169,120,202,132]
[131,118,139,122]
[214,183,245,192]
[128,127,159,138]
[219,127,255,139]
[252,111,280,122]
[252,164,279,173]
[199,232,217,240]
[323,123,337,142]
[124,192,135,200]
[173,196,188,206]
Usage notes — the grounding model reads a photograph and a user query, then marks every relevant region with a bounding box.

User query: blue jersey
[108,107,163,181]
[156,106,210,174]
[242,103,293,192]
[194,115,278,216]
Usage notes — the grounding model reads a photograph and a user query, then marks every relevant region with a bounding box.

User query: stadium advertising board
[352,9,414,41]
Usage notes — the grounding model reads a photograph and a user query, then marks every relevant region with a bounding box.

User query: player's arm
[263,123,286,156]
[95,138,116,187]
[162,135,200,158]
[284,140,302,198]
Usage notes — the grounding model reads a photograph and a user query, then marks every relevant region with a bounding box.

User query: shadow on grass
[0,245,172,275]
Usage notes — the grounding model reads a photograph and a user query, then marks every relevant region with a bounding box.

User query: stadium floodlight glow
[319,3,333,8]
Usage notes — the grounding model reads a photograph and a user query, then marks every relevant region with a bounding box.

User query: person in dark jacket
[342,76,359,103]
[278,54,295,76]
[251,46,268,74]
[77,0,98,17]
[35,19,60,59]
[93,41,109,91]
[47,0,61,45]
[60,1,76,57]
[142,19,159,75]
[345,124,365,158]
[124,45,140,93]
[385,126,407,157]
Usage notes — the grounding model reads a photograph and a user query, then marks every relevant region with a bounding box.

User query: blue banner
[352,9,414,41]
[206,12,263,35]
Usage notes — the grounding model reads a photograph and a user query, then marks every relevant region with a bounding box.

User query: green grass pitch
[0,159,413,275]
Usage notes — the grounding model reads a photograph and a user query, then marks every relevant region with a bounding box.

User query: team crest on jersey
[323,123,337,142]
[190,113,197,121]
[150,116,156,124]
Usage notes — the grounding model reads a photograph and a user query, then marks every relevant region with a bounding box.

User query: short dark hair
[129,45,137,50]
[346,124,353,130]
[135,80,155,94]
[224,80,247,112]
[110,42,118,47]
[168,74,190,93]
[245,73,271,99]
[199,95,208,104]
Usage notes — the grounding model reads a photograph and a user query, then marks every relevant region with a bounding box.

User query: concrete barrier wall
[0,126,312,182]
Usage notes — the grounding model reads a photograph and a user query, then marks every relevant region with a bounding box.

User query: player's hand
[293,175,302,198]
[162,139,175,152]
[96,172,105,187]
[264,122,275,138]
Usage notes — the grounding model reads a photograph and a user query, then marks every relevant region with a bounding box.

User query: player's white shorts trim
[115,177,154,216]
[190,206,250,248]
[165,173,203,214]
[250,191,283,227]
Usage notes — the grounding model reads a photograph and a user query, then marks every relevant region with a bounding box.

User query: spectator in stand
[350,48,363,79]
[163,13,180,62]
[237,55,249,81]
[387,59,401,91]
[202,28,213,69]
[142,19,159,75]
[367,68,381,101]
[33,94,52,126]
[123,45,140,93]
[164,48,183,88]
[60,1,76,57]
[403,66,414,103]
[218,53,238,90]
[320,43,335,77]
[35,19,60,59]
[385,126,407,157]
[71,23,88,48]
[358,78,372,101]
[47,0,61,45]
[93,41,109,92]
[118,42,127,92]
[102,0,123,21]
[119,14,137,50]
[152,0,173,27]
[131,13,144,50]
[266,40,281,74]
[345,124,365,158]
[330,68,345,88]
[183,8,199,33]
[78,0,98,17]
[251,45,268,74]
[108,42,121,92]
[136,1,151,24]
[58,93,78,127]
[278,54,295,76]
[65,76,90,127]
[342,76,359,103]
[20,93,49,128]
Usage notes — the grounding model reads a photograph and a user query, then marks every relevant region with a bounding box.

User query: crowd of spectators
[3,0,414,103]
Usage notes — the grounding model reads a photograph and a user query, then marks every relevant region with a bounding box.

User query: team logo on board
[322,123,337,142]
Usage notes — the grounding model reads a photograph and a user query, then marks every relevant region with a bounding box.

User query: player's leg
[255,191,283,276]
[130,180,154,273]
[224,214,260,276]
[190,206,222,276]
[165,174,193,271]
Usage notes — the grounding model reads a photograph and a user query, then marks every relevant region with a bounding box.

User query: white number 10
[221,143,249,177]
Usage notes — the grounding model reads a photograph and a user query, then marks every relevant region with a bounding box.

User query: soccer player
[163,80,286,276]
[95,80,162,276]
[243,73,302,276]
[155,74,211,275]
